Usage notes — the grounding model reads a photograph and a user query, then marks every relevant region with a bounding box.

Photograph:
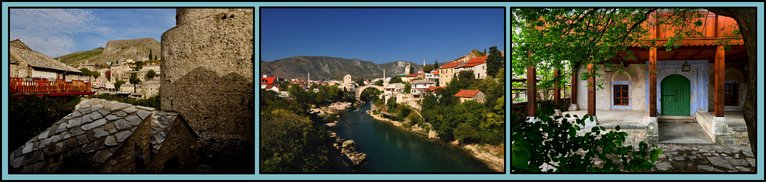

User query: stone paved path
[652,131,756,173]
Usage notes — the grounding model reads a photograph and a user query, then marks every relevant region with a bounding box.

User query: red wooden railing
[10,77,94,96]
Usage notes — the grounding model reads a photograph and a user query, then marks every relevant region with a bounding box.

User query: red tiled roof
[461,56,487,68]
[431,70,439,75]
[439,60,462,69]
[407,73,418,77]
[261,77,276,85]
[426,86,444,92]
[454,89,481,98]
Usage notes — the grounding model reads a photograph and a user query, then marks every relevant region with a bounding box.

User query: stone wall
[160,8,254,138]
[160,8,254,173]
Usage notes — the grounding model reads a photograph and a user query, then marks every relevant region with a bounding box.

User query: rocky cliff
[57,38,161,66]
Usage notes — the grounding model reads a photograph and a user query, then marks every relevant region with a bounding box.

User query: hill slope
[57,38,161,66]
[260,56,423,81]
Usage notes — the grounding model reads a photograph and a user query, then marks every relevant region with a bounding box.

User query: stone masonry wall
[160,8,254,173]
[160,8,254,139]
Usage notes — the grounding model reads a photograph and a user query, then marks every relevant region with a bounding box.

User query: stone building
[160,8,254,173]
[9,99,197,173]
[455,89,486,104]
[437,51,488,86]
[9,39,84,80]
[341,74,355,92]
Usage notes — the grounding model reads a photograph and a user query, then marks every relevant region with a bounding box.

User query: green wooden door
[661,75,691,116]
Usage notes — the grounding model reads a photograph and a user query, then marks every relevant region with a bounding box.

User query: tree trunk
[706,8,757,156]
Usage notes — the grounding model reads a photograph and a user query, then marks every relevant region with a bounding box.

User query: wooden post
[649,47,657,117]
[571,65,578,108]
[587,64,595,116]
[714,45,725,117]
[527,51,536,116]
[554,69,561,103]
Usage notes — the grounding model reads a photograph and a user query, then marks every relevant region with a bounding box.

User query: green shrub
[9,96,81,149]
[511,107,662,172]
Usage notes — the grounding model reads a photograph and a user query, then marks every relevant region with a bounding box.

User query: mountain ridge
[56,38,161,66]
[260,56,423,81]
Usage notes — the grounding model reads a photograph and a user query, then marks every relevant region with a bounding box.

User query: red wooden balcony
[10,77,95,97]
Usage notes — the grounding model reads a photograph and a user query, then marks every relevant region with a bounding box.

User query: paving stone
[736,166,751,172]
[56,123,68,133]
[126,114,142,126]
[50,135,62,143]
[93,128,109,138]
[22,142,33,154]
[114,111,128,117]
[71,111,82,118]
[89,112,104,121]
[708,157,736,170]
[105,114,120,121]
[115,119,132,130]
[40,138,52,147]
[70,127,85,136]
[97,108,111,116]
[104,136,118,146]
[136,105,155,111]
[742,151,754,158]
[81,113,94,124]
[61,132,71,139]
[82,118,107,130]
[111,102,130,111]
[37,130,49,140]
[115,130,132,142]
[91,104,104,112]
[730,159,749,166]
[76,134,89,145]
[137,110,151,120]
[105,123,118,133]
[123,106,138,113]
[67,117,82,129]
[697,165,722,172]
[672,156,685,161]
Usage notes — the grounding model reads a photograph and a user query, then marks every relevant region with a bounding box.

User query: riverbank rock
[324,121,338,128]
[339,139,367,167]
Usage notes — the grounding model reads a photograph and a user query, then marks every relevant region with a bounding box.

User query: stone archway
[355,85,384,100]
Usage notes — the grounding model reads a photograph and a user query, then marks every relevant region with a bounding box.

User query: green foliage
[79,68,100,78]
[422,64,434,73]
[9,96,81,149]
[114,80,126,90]
[359,88,382,102]
[511,105,662,172]
[261,109,331,172]
[133,61,144,71]
[145,69,157,80]
[374,80,384,86]
[56,47,103,65]
[403,82,411,93]
[129,73,141,84]
[388,76,403,84]
[486,46,504,78]
[92,94,160,109]
[454,122,481,144]
[355,78,365,86]
[434,60,440,70]
[470,49,486,57]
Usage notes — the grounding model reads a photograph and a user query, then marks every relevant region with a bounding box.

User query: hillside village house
[10,40,85,81]
[410,80,436,97]
[455,89,486,104]
[523,10,749,145]
[437,52,494,86]
[141,79,161,99]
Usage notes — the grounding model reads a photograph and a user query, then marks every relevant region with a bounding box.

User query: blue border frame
[1,1,764,181]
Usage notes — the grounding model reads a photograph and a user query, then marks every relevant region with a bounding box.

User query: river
[333,102,493,173]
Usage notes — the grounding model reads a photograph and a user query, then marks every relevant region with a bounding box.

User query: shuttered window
[613,84,629,106]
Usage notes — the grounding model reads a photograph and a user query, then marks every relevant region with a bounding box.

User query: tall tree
[705,8,757,156]
[487,46,504,78]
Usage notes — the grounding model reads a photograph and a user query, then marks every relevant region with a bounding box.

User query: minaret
[383,68,386,86]
[307,72,310,86]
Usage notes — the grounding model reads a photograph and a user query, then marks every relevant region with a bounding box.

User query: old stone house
[9,39,84,80]
[437,51,488,86]
[10,99,197,173]
[455,89,486,104]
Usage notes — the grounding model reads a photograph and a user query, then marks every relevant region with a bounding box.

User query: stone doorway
[658,119,713,144]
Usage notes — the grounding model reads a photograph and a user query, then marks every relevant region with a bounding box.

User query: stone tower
[160,8,254,173]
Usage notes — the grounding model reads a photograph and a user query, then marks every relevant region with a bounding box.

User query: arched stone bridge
[355,85,384,100]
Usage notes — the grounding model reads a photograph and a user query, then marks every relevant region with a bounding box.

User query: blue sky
[10,8,175,57]
[261,8,505,64]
